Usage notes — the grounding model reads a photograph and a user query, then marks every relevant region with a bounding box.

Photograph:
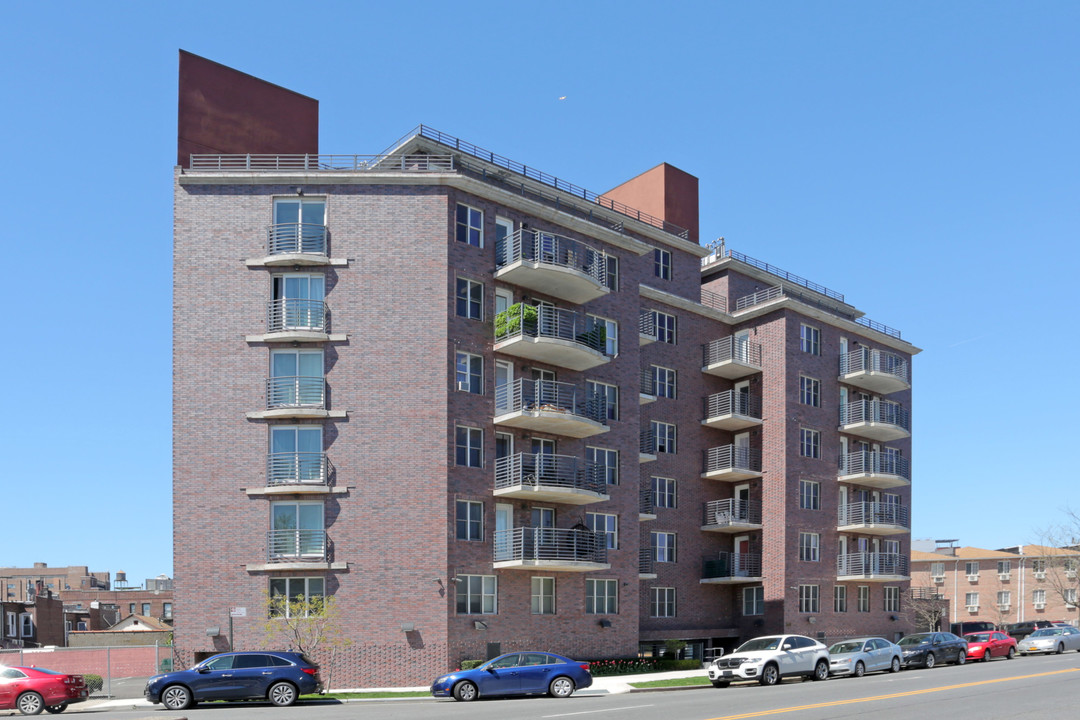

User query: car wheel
[43,706,66,715]
[161,685,193,711]
[1006,647,1015,660]
[890,656,901,673]
[853,661,865,678]
[955,650,966,665]
[711,680,730,688]
[453,680,478,702]
[925,653,936,669]
[759,663,780,686]
[16,692,44,716]
[1056,643,1065,655]
[268,681,298,707]
[549,676,575,698]
[813,660,829,681]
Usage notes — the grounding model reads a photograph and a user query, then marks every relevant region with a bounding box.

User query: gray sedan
[1018,626,1080,655]
[828,637,903,677]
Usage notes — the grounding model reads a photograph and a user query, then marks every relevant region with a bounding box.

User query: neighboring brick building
[911,544,1080,629]
[2,592,65,648]
[172,52,920,686]
[0,563,109,602]
[63,588,174,625]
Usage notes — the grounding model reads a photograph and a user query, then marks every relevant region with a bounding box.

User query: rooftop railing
[494,453,606,495]
[839,399,910,431]
[266,452,333,486]
[267,299,328,333]
[267,529,329,562]
[496,228,607,283]
[837,552,909,577]
[702,552,762,580]
[189,153,454,172]
[839,451,911,480]
[840,347,910,381]
[267,223,328,256]
[700,288,728,313]
[495,378,606,424]
[703,245,845,302]
[493,527,607,564]
[732,283,902,339]
[839,502,910,528]
[266,376,325,409]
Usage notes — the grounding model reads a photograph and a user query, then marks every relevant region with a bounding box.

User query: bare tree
[263,593,352,692]
[906,587,948,632]
[1032,511,1080,624]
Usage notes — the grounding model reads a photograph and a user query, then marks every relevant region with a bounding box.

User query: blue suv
[145,651,321,710]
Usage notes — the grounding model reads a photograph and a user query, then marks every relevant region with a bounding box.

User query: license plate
[723,670,733,677]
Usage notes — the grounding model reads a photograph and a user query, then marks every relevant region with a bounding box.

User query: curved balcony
[702,445,762,481]
[839,451,910,488]
[267,529,329,562]
[493,527,609,572]
[247,376,341,420]
[494,304,609,371]
[259,298,331,342]
[702,337,762,379]
[494,379,608,438]
[701,552,763,584]
[840,400,910,441]
[702,391,762,431]
[265,223,329,265]
[494,229,610,304]
[262,452,334,495]
[840,348,910,394]
[494,453,608,505]
[701,499,762,533]
[837,552,909,581]
[838,502,910,535]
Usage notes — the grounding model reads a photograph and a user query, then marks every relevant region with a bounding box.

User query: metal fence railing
[840,347,909,382]
[494,304,604,354]
[839,399,910,431]
[267,223,328,256]
[494,378,606,424]
[702,336,762,368]
[838,502,910,528]
[266,452,333,486]
[702,552,762,580]
[0,645,173,698]
[839,451,911,480]
[267,529,329,562]
[266,376,326,409]
[494,453,606,495]
[493,527,607,564]
[702,499,761,529]
[190,153,455,172]
[837,552,909,577]
[267,298,327,333]
[496,228,607,285]
[703,445,762,475]
[704,391,762,420]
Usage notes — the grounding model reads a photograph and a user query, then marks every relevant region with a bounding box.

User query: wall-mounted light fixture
[807,616,817,624]
[474,621,487,630]
[206,627,220,637]
[400,623,415,633]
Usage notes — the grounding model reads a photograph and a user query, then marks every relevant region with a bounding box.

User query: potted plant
[495,303,538,339]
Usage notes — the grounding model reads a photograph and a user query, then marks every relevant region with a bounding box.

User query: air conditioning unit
[932,575,945,583]
[1067,570,1077,579]
[998,573,1011,581]
[997,604,1010,611]
[1067,604,1077,611]
[967,575,979,582]
[457,381,472,392]
[966,605,979,612]
[1034,602,1046,610]
[1035,572,1047,580]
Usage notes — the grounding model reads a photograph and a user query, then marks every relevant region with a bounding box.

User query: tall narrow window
[456,500,483,541]
[654,249,672,280]
[884,587,900,612]
[587,315,619,355]
[456,278,483,320]
[587,381,619,421]
[799,376,821,407]
[799,585,819,613]
[652,421,677,454]
[531,577,555,615]
[271,273,325,331]
[743,586,764,615]
[456,352,483,394]
[653,311,676,344]
[651,531,677,562]
[799,480,820,510]
[650,588,676,618]
[800,429,820,459]
[586,512,618,549]
[455,426,483,467]
[270,349,323,407]
[585,579,617,614]
[456,204,483,247]
[272,198,326,254]
[834,586,848,612]
[652,366,676,399]
[586,447,619,485]
[270,501,324,559]
[652,477,677,508]
[800,324,821,355]
[857,586,870,612]
[799,532,820,562]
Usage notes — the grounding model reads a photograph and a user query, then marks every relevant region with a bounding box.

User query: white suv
[708,634,831,687]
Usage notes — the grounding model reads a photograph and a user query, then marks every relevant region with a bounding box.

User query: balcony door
[495,503,514,560]
[270,426,322,483]
[272,274,324,330]
[271,502,323,558]
[734,432,750,467]
[734,484,750,521]
[734,381,751,415]
[495,217,514,267]
[734,330,751,363]
[274,198,325,227]
[734,535,751,576]
[270,349,323,406]
[495,361,513,415]
[532,437,556,481]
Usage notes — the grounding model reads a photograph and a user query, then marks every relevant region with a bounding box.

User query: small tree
[263,593,352,692]
[906,587,948,632]
[663,639,688,659]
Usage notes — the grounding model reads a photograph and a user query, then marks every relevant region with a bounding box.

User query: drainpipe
[952,557,961,626]
[1018,555,1025,623]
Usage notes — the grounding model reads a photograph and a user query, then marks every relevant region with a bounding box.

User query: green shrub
[587,657,702,676]
[460,660,485,670]
[84,674,104,693]
[494,303,538,339]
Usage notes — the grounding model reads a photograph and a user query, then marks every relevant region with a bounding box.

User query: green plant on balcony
[494,303,538,339]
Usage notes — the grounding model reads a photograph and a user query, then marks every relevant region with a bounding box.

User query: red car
[963,631,1018,661]
[0,666,89,715]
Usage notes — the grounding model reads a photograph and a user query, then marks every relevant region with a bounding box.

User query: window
[5,612,14,637]
[654,248,672,279]
[456,278,483,320]
[19,614,33,638]
[271,501,324,558]
[456,203,483,247]
[270,348,323,407]
[654,311,676,344]
[270,425,323,484]
[799,532,820,562]
[604,255,619,291]
[799,480,820,510]
[531,577,555,615]
[163,603,173,619]
[997,591,1011,608]
[858,586,870,612]
[652,366,676,399]
[141,603,151,616]
[834,585,848,613]
[587,380,619,421]
[652,531,677,563]
[273,198,326,253]
[652,421,677,453]
[799,585,819,613]
[652,477,677,509]
[271,273,325,330]
[457,575,497,614]
[456,500,483,541]
[743,586,764,615]
[965,592,979,609]
[997,560,1011,576]
[800,324,820,355]
[587,447,619,485]
[931,561,945,579]
[456,352,483,393]
[586,512,618,549]
[650,587,676,618]
[965,561,979,578]
[1065,588,1078,606]
[884,587,900,612]
[800,429,820,458]
[455,426,483,467]
[799,376,820,407]
[77,621,87,631]
[587,315,619,355]
[129,603,136,615]
[1032,559,1047,574]
[586,579,618,614]
[1032,589,1046,605]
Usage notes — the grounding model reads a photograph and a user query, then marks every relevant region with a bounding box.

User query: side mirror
[198,667,211,674]
[782,643,793,651]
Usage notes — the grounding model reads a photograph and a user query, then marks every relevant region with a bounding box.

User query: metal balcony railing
[702,552,762,580]
[494,453,605,495]
[267,452,333,486]
[839,502,910,528]
[639,548,655,575]
[266,376,326,409]
[839,451,911,479]
[639,367,656,396]
[495,378,606,424]
[267,529,329,562]
[702,245,846,302]
[703,445,762,475]
[640,429,657,455]
[493,527,607,564]
[840,348,910,382]
[703,336,763,368]
[700,288,728,313]
[703,499,762,528]
[705,391,762,420]
[839,399,910,431]
[191,152,454,172]
[267,223,328,256]
[639,309,656,339]
[494,304,604,353]
[496,228,607,282]
[837,552,909,577]
[640,487,655,516]
[267,299,328,333]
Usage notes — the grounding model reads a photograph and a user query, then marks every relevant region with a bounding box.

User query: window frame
[650,587,676,618]
[455,278,483,320]
[799,480,820,510]
[585,578,618,615]
[652,365,677,399]
[531,577,555,615]
[798,584,820,613]
[455,351,483,394]
[799,375,821,407]
[651,531,677,563]
[456,499,484,541]
[834,585,848,613]
[456,203,484,247]
[653,248,672,280]
[586,512,619,550]
[455,425,484,468]
[743,586,765,615]
[587,380,619,421]
[653,311,677,344]
[800,324,821,355]
[268,576,327,618]
[587,314,619,356]
[857,585,870,612]
[799,532,820,562]
[800,428,821,459]
[884,586,900,612]
[456,574,497,615]
[586,446,619,485]
[652,421,677,454]
[652,476,677,509]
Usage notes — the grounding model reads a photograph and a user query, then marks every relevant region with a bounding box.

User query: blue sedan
[431,652,593,701]
[144,651,321,710]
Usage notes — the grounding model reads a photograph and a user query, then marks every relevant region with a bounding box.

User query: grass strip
[630,676,711,688]
[302,691,430,700]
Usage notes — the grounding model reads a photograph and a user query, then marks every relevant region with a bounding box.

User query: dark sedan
[144,651,321,710]
[431,651,592,701]
[898,632,968,668]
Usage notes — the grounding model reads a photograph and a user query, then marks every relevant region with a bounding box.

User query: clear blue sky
[2,1,1077,585]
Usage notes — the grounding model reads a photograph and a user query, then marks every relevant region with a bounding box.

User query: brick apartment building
[172,52,920,686]
[0,563,109,602]
[911,544,1080,629]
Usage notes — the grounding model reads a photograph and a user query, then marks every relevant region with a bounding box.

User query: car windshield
[966,633,991,642]
[736,637,782,652]
[898,635,930,646]
[829,641,864,654]
[1030,629,1062,637]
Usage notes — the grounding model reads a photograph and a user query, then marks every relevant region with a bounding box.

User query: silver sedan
[1018,626,1080,655]
[828,637,903,677]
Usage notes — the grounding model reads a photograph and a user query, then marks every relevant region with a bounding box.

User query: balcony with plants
[494,453,608,505]
[494,228,610,304]
[494,378,609,438]
[494,303,609,371]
